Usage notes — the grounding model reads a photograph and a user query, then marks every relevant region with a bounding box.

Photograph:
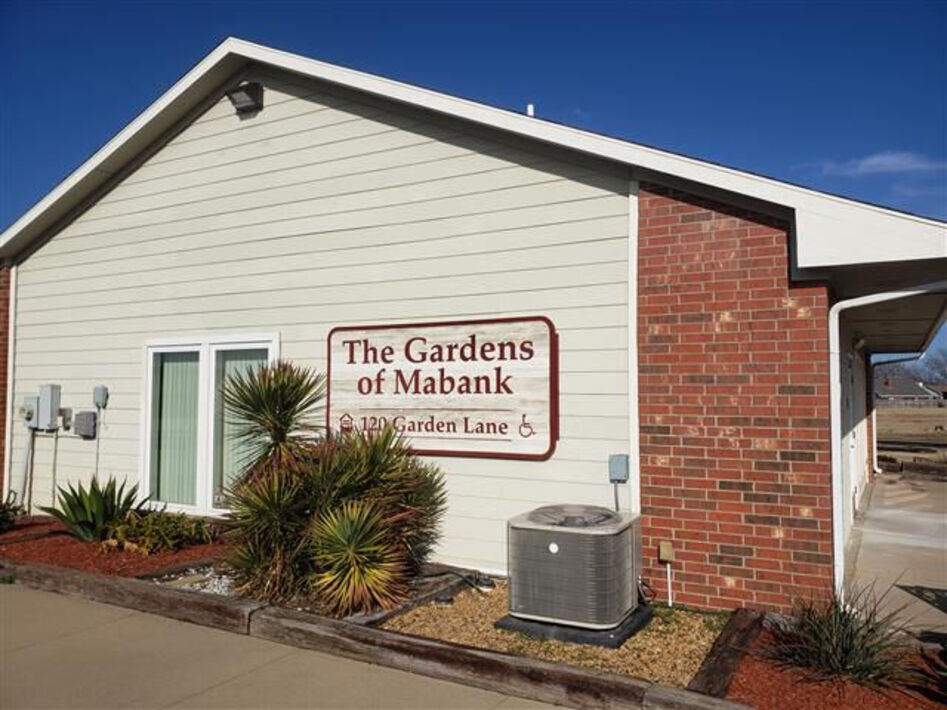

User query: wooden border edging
[3,561,748,710]
[249,606,748,710]
[4,562,266,634]
[686,608,763,698]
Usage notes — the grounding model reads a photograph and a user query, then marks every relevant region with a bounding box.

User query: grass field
[876,406,947,444]
[876,406,947,463]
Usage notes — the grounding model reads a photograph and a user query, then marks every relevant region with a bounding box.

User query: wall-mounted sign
[327,317,558,460]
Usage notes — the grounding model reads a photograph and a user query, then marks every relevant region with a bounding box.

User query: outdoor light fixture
[225,82,263,114]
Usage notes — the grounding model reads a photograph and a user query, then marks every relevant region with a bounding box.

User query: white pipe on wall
[3,263,15,497]
[828,278,947,595]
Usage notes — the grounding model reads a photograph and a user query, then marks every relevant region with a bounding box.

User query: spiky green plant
[225,425,447,615]
[222,360,326,478]
[226,467,310,601]
[310,500,407,616]
[308,427,447,573]
[39,476,147,542]
[764,582,921,689]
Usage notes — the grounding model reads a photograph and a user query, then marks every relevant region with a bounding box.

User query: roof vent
[225,82,264,115]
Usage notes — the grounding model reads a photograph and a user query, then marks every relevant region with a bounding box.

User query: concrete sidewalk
[850,473,947,642]
[0,585,555,709]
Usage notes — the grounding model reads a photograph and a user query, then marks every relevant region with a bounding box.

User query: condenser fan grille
[526,504,619,528]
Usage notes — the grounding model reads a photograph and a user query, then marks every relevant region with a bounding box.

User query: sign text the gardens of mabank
[327,317,558,460]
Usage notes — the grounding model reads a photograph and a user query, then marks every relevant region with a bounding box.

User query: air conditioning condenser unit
[507,504,641,630]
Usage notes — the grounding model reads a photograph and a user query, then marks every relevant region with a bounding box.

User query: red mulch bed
[727,641,945,710]
[0,517,66,543]
[0,518,226,577]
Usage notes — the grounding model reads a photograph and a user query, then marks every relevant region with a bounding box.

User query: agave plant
[39,476,147,542]
[222,360,326,479]
[764,581,921,689]
[310,500,407,616]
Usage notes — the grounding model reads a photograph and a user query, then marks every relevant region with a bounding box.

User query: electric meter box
[21,395,40,429]
[37,384,61,431]
[74,411,97,440]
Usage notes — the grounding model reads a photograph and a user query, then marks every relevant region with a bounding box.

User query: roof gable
[3,37,945,265]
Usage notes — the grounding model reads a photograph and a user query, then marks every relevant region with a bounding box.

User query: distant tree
[874,348,947,385]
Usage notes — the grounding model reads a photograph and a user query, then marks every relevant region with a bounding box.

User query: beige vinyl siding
[11,67,631,572]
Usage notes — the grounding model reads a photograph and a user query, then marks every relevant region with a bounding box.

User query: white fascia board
[3,37,945,266]
[0,42,244,259]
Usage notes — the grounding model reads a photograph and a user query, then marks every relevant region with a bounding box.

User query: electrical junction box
[37,384,61,431]
[21,396,39,429]
[608,454,629,483]
[74,411,97,440]
[93,385,109,409]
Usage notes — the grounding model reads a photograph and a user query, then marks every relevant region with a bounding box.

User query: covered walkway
[849,471,947,644]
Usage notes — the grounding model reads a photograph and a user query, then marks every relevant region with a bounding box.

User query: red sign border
[326,315,559,461]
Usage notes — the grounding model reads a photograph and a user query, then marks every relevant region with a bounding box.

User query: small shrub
[106,510,217,555]
[764,582,920,689]
[0,496,25,534]
[39,476,147,542]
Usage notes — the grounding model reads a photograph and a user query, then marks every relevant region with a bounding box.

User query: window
[212,347,269,507]
[143,334,278,514]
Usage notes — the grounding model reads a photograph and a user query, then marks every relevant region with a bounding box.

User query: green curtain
[213,348,268,505]
[150,352,199,505]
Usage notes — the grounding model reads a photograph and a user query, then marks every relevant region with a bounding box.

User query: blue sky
[1,1,945,227]
[1,0,945,357]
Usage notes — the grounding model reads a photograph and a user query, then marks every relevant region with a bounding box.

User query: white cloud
[814,150,947,177]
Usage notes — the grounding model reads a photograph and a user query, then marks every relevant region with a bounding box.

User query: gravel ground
[382,581,728,687]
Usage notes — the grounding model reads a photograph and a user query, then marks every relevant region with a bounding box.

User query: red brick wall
[637,183,833,612]
[0,264,8,496]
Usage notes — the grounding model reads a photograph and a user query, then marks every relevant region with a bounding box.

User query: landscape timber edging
[3,561,266,633]
[346,574,470,626]
[3,560,748,710]
[686,608,763,698]
[249,605,749,710]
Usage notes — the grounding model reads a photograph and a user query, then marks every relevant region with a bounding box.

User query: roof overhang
[844,292,947,353]
[2,37,945,266]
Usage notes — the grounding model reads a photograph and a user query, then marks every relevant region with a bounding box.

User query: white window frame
[139,333,279,516]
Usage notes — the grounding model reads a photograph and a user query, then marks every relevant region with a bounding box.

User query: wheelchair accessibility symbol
[518,414,535,439]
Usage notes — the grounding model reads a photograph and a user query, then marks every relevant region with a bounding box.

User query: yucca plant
[225,424,447,615]
[310,500,407,616]
[222,360,326,479]
[308,427,447,573]
[764,581,921,689]
[226,467,311,601]
[39,476,147,542]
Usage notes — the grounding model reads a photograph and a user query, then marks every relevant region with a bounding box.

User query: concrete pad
[1,587,560,710]
[2,592,294,709]
[0,585,135,653]
[850,475,947,637]
[166,647,547,709]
